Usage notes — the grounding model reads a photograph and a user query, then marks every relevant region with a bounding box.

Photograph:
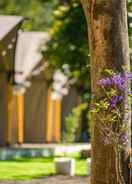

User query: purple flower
[111,74,126,91]
[109,95,123,108]
[98,72,132,91]
[125,72,132,80]
[98,77,112,86]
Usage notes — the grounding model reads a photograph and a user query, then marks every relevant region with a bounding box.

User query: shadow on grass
[0,155,88,163]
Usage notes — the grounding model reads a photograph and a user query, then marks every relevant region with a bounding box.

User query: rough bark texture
[80,0,131,184]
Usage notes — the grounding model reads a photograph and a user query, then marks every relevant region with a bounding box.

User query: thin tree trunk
[80,0,131,183]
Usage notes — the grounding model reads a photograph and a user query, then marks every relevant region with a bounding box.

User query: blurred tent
[15,32,50,84]
[14,31,61,144]
[0,15,23,146]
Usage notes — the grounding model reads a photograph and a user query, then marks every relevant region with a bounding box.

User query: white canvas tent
[0,16,23,41]
[15,31,50,84]
[14,32,56,143]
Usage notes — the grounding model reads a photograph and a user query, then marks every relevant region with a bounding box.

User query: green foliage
[0,0,58,31]
[41,1,90,95]
[63,103,87,143]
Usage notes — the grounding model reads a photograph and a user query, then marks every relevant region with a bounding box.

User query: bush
[63,103,87,143]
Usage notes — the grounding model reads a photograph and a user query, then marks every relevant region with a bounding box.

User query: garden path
[0,176,90,184]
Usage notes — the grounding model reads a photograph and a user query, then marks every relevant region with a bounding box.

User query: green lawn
[0,156,88,180]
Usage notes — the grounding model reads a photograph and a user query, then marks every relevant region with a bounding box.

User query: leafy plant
[63,103,87,143]
[90,69,132,147]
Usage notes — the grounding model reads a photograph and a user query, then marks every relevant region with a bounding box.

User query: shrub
[63,103,87,143]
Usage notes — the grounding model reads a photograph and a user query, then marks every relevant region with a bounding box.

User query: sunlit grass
[0,156,88,180]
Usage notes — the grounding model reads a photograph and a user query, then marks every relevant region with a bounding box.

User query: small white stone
[54,158,75,176]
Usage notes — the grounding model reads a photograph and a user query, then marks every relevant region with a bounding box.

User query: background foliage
[0,0,58,30]
[63,103,87,142]
[41,0,90,100]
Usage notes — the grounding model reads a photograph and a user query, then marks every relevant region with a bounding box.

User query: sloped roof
[0,15,23,41]
[15,31,50,83]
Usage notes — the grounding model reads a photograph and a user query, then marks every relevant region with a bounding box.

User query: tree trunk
[80,0,131,184]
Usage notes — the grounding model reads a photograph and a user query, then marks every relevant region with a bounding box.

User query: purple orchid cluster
[98,72,132,90]
[98,72,132,108]
[109,95,123,108]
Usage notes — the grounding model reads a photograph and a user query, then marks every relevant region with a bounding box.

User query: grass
[0,155,88,180]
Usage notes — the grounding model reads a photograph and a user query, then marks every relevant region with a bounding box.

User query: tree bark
[80,0,131,184]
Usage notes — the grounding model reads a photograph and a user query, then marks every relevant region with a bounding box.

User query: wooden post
[53,99,61,142]
[16,94,24,144]
[45,88,53,143]
[7,84,13,145]
[0,74,8,146]
[7,85,18,145]
[46,88,61,143]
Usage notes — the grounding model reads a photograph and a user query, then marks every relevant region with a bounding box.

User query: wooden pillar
[53,99,61,142]
[7,84,18,145]
[16,94,24,144]
[7,84,13,145]
[45,88,53,142]
[0,75,17,146]
[0,74,8,146]
[45,88,61,143]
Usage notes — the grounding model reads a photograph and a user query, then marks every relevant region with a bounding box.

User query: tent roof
[15,31,50,83]
[0,15,23,41]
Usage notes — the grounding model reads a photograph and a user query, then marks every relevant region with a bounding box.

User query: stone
[54,158,75,176]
